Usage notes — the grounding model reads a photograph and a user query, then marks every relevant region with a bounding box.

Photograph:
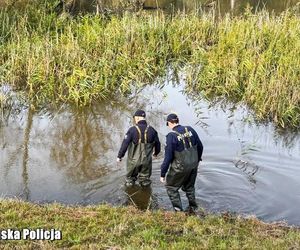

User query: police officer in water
[160,113,203,212]
[117,109,161,187]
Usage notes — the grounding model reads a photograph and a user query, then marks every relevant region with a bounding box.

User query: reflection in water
[124,185,157,210]
[273,129,300,150]
[234,159,259,186]
[51,109,106,183]
[21,107,34,200]
[49,104,129,184]
[233,130,260,187]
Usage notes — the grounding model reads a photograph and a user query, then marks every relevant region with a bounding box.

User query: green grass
[0,199,300,249]
[0,2,299,128]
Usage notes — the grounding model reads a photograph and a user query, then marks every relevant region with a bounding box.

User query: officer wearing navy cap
[161,113,203,212]
[117,109,161,187]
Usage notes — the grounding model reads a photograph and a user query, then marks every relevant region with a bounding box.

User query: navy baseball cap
[166,113,179,126]
[133,109,146,118]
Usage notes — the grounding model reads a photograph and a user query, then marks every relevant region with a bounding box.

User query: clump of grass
[187,10,300,128]
[0,2,299,128]
[0,199,300,248]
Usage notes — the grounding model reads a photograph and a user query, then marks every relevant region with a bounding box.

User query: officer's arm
[190,127,203,161]
[193,129,203,161]
[153,130,161,156]
[117,128,133,159]
[160,134,174,177]
[197,138,203,162]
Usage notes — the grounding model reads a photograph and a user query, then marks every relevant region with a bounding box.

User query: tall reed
[0,2,299,128]
[187,11,300,128]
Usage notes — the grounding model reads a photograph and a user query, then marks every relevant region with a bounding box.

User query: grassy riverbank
[0,2,299,128]
[0,199,299,249]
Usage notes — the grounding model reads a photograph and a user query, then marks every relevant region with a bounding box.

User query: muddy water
[1,83,300,225]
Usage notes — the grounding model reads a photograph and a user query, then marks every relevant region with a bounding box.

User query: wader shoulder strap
[144,126,149,143]
[135,125,149,143]
[172,130,187,149]
[135,125,142,144]
[185,127,193,148]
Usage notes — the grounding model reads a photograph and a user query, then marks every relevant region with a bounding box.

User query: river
[1,81,299,225]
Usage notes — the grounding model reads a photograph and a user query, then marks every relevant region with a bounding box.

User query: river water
[1,81,299,225]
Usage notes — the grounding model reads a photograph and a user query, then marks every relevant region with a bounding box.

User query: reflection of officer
[117,110,161,187]
[160,113,203,212]
[124,185,153,210]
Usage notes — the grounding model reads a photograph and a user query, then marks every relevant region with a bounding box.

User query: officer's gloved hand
[117,157,122,162]
[160,177,165,183]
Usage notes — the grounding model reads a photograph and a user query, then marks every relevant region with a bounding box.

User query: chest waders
[165,127,199,211]
[126,125,154,187]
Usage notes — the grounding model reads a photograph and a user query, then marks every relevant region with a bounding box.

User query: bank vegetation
[0,199,300,248]
[0,1,299,128]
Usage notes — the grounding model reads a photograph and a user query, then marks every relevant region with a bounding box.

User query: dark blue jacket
[118,120,161,159]
[161,125,203,177]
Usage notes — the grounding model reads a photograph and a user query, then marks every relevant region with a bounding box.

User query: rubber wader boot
[126,126,154,186]
[165,127,199,211]
[182,167,198,209]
